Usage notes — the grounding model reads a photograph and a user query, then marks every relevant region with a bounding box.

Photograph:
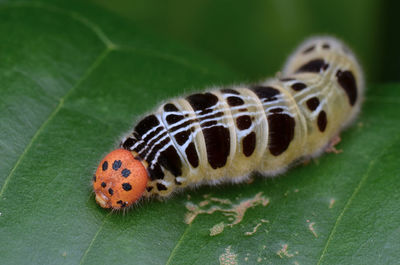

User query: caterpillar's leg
[325,135,342,154]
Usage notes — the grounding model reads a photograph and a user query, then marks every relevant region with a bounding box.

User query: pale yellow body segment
[120,36,364,198]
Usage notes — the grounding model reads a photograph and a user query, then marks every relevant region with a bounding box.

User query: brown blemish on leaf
[199,200,210,207]
[210,222,225,236]
[245,223,262,236]
[185,192,269,226]
[219,246,238,265]
[307,219,318,237]
[210,197,232,204]
[276,244,295,258]
[329,198,336,208]
[244,219,269,236]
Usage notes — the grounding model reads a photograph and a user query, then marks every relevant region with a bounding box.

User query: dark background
[91,0,399,84]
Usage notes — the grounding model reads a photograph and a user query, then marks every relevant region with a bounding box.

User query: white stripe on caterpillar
[93,36,364,210]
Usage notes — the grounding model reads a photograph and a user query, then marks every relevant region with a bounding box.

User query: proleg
[93,36,364,210]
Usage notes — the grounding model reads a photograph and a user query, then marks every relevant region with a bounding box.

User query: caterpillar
[92,36,364,210]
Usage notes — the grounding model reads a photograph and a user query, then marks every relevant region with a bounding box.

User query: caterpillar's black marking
[250,86,280,102]
[157,183,168,191]
[164,103,179,112]
[268,113,296,156]
[296,59,329,73]
[336,70,357,106]
[243,132,256,157]
[227,96,244,106]
[318,111,328,132]
[236,115,252,130]
[303,45,315,54]
[221,88,240,95]
[291,82,307,92]
[306,97,320,111]
[185,142,199,168]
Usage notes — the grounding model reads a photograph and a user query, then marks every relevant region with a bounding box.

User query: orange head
[93,149,148,210]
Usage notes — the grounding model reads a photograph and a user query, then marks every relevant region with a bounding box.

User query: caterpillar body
[93,36,364,210]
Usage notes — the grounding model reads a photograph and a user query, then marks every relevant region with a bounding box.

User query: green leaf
[1,1,399,265]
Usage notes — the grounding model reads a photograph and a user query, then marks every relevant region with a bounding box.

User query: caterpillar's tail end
[92,149,148,210]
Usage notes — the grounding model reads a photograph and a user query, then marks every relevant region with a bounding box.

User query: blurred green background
[91,0,399,84]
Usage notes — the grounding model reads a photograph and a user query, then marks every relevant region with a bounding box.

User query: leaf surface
[0,1,399,265]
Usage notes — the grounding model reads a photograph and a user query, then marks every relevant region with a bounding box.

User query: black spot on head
[122,183,132,191]
[296,59,329,73]
[291,82,307,91]
[317,111,327,132]
[186,142,199,168]
[242,132,256,157]
[227,96,244,106]
[121,169,131,178]
[112,160,122,171]
[322,43,330,49]
[108,188,113,195]
[101,182,106,188]
[146,187,153,192]
[236,115,252,130]
[250,86,280,102]
[302,45,315,54]
[92,175,96,182]
[157,183,168,191]
[122,138,136,150]
[164,103,179,112]
[268,113,295,156]
[336,70,357,106]
[102,161,108,171]
[306,97,320,111]
[117,200,127,207]
[221,88,240,95]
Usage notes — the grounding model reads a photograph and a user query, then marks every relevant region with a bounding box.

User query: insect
[93,36,364,210]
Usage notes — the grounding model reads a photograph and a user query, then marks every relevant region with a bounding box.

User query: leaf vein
[0,48,111,198]
[316,134,400,265]
[79,212,112,265]
[0,1,115,48]
[165,224,193,265]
